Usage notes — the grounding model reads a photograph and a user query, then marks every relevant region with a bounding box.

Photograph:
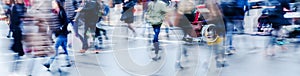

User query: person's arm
[75,0,85,12]
[161,2,168,16]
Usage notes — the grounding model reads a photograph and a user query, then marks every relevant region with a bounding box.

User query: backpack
[183,9,205,25]
[82,1,101,16]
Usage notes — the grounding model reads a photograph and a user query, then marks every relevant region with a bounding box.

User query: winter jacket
[146,0,168,25]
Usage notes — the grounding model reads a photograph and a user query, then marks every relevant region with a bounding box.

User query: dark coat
[268,0,291,29]
[220,0,248,20]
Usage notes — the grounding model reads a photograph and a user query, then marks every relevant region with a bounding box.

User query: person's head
[52,0,59,9]
[52,0,64,13]
[3,0,11,5]
[15,0,23,4]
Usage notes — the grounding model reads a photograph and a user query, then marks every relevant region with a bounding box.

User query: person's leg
[180,25,198,42]
[79,26,89,53]
[70,20,79,36]
[12,30,24,56]
[165,21,172,37]
[225,20,235,54]
[99,28,108,40]
[61,37,71,66]
[152,24,161,43]
[234,20,245,34]
[95,27,101,37]
[151,24,162,60]
[266,28,280,56]
[88,22,101,53]
[217,43,226,67]
[44,37,61,68]
[7,29,12,38]
[152,42,161,61]
[95,27,103,50]
[127,23,137,37]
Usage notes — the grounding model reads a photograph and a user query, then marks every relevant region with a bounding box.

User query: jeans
[46,36,70,65]
[152,24,162,43]
[233,20,245,33]
[225,20,235,49]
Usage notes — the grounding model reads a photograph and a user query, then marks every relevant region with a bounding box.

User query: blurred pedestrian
[10,0,27,57]
[145,0,168,60]
[63,0,79,48]
[120,0,137,38]
[43,0,72,69]
[94,0,110,50]
[76,0,103,53]
[96,0,110,41]
[219,0,248,55]
[203,0,227,67]
[3,0,13,38]
[8,0,26,74]
[265,0,291,56]
[174,0,199,42]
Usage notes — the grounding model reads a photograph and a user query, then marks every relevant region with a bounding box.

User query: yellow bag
[206,36,223,45]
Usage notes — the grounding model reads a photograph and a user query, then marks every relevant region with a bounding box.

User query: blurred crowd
[0,0,300,75]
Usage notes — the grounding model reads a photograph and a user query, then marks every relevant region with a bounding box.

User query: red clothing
[24,0,32,7]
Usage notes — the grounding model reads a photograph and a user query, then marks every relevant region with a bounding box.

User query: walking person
[219,0,248,55]
[3,0,13,38]
[43,0,72,70]
[95,0,110,49]
[145,0,168,60]
[264,0,291,56]
[76,0,103,53]
[8,0,27,74]
[96,0,110,40]
[120,0,137,38]
[10,0,27,57]
[200,0,227,68]
[174,0,200,42]
[63,0,80,48]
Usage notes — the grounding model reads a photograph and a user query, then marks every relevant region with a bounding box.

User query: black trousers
[11,30,24,56]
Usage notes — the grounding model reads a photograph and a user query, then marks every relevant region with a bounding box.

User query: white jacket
[146,1,168,25]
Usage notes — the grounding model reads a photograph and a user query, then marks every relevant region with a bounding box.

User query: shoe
[62,63,72,67]
[43,63,50,68]
[225,51,235,55]
[192,38,201,42]
[93,50,101,54]
[68,44,72,48]
[216,61,226,68]
[225,48,236,55]
[176,62,184,70]
[79,50,86,53]
[182,37,193,42]
[133,32,137,38]
[166,34,170,37]
[152,56,161,61]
